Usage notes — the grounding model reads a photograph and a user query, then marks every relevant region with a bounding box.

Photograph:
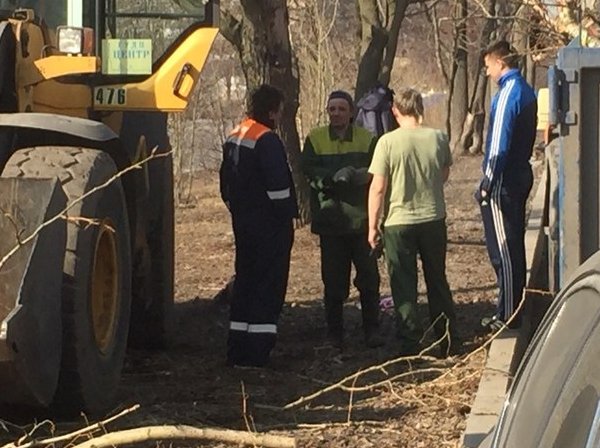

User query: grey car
[481,250,600,448]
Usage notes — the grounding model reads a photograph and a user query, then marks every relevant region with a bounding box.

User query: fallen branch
[70,425,296,448]
[1,405,140,448]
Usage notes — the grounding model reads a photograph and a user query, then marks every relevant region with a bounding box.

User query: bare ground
[0,155,499,447]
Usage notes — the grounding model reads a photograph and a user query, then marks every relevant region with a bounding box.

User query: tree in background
[355,0,411,101]
[219,0,310,220]
[217,0,431,220]
[289,0,356,134]
[438,0,600,155]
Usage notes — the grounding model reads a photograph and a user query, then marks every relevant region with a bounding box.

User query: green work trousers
[319,233,380,337]
[383,218,456,347]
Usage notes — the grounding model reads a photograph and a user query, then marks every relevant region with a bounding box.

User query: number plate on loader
[94,87,127,106]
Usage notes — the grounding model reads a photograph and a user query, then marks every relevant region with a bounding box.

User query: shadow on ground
[112,288,495,430]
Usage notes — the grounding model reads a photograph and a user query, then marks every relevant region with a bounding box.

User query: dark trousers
[481,173,532,321]
[227,217,294,366]
[319,233,380,336]
[383,219,456,347]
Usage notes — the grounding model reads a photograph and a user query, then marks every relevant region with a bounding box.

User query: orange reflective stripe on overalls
[225,118,270,149]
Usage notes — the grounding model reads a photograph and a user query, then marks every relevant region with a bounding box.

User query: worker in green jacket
[301,90,384,350]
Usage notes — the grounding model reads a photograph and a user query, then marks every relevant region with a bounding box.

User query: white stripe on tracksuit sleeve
[483,79,517,191]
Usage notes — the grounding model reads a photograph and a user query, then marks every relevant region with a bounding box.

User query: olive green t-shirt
[368,127,452,226]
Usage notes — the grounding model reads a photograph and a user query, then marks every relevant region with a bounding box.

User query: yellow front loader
[0,0,218,414]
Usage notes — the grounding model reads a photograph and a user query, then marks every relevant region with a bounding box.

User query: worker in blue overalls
[220,84,298,367]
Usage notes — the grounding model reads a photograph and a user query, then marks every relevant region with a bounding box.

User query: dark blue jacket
[220,118,298,225]
[481,69,537,193]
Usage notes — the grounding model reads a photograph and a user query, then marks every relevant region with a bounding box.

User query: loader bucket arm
[93,25,219,112]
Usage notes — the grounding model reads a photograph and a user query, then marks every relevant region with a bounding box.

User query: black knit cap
[328,90,354,109]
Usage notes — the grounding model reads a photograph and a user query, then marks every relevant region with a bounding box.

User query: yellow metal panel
[35,56,98,79]
[19,56,99,87]
[93,27,219,112]
[32,80,91,117]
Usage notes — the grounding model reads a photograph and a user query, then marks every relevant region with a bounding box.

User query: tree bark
[355,0,410,100]
[262,0,310,222]
[456,0,497,155]
[448,0,468,147]
[511,6,536,87]
[378,1,410,86]
[220,2,310,221]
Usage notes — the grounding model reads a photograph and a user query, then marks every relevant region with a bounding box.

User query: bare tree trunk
[378,1,410,86]
[355,0,387,99]
[495,1,512,40]
[355,0,410,100]
[263,0,311,222]
[456,0,497,155]
[220,2,310,221]
[448,0,468,147]
[511,5,536,87]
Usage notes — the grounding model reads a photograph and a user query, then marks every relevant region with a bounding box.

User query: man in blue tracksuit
[477,41,537,331]
[220,84,298,367]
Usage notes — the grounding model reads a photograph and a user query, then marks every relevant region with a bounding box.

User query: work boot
[364,328,385,348]
[326,329,344,350]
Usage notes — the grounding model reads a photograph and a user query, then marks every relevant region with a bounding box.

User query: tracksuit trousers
[319,233,380,338]
[227,218,294,367]
[480,172,532,321]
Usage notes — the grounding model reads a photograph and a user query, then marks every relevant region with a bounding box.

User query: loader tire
[3,147,132,415]
[129,153,174,349]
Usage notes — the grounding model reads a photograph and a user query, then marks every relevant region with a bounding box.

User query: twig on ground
[431,295,528,386]
[346,374,359,424]
[283,331,449,410]
[240,381,257,446]
[16,421,54,447]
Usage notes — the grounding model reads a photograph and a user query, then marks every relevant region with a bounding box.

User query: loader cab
[1,0,218,74]
[1,0,219,113]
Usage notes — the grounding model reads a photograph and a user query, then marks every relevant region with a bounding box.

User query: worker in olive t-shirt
[368,88,457,358]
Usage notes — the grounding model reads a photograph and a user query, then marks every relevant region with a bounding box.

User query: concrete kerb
[460,159,549,448]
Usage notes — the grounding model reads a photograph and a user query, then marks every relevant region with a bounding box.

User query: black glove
[332,166,356,184]
[322,174,334,188]
[369,240,384,259]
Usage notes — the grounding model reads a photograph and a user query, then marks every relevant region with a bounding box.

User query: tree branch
[70,425,296,448]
